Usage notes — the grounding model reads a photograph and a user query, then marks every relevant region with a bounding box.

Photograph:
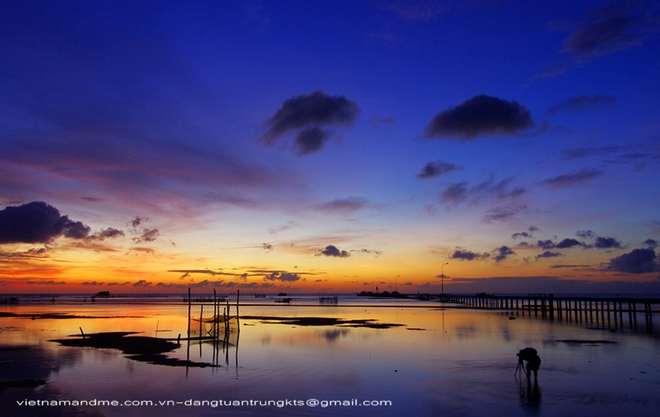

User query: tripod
[514,358,526,380]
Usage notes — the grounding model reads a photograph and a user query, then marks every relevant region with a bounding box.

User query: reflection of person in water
[519,374,542,409]
[517,347,541,380]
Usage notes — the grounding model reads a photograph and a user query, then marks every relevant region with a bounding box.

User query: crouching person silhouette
[517,347,541,380]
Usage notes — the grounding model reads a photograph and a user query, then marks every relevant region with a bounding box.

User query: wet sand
[241,315,406,328]
[1,302,659,417]
[49,332,218,368]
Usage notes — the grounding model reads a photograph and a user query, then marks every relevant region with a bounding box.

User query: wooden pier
[437,294,659,332]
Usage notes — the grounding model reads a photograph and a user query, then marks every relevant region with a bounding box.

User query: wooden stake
[187,287,191,337]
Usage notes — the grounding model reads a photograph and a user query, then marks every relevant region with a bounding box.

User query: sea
[1,293,659,417]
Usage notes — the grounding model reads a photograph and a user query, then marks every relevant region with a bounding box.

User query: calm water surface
[1,298,659,417]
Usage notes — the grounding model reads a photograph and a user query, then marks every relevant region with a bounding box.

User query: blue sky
[1,0,659,294]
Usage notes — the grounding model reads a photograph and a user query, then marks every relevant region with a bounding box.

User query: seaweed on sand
[555,339,617,345]
[241,315,406,329]
[0,312,143,319]
[50,332,218,368]
[0,379,47,392]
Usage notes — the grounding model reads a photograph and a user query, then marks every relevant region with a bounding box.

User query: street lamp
[441,262,449,297]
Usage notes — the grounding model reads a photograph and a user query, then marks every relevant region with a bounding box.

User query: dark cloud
[562,2,659,61]
[132,280,153,287]
[99,228,125,239]
[450,248,489,261]
[556,238,584,249]
[536,251,563,260]
[424,95,534,140]
[541,168,604,187]
[609,248,657,273]
[440,176,526,205]
[0,247,51,263]
[133,228,159,243]
[537,240,555,250]
[547,94,616,114]
[482,205,529,223]
[550,264,592,269]
[513,227,539,240]
[128,216,159,243]
[62,220,92,239]
[576,230,596,239]
[594,236,622,249]
[492,246,515,262]
[316,245,351,258]
[537,238,584,250]
[87,227,125,241]
[264,271,302,282]
[350,248,383,256]
[24,280,67,286]
[440,182,469,203]
[644,239,658,249]
[262,243,274,251]
[107,281,131,286]
[538,1,660,78]
[167,269,235,280]
[127,247,156,255]
[416,161,461,179]
[131,216,148,228]
[0,201,91,244]
[315,197,370,213]
[293,127,331,156]
[260,91,359,155]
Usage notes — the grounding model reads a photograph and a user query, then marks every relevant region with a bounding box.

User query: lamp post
[441,262,449,297]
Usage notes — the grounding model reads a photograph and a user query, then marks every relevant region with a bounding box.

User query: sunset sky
[1,0,659,295]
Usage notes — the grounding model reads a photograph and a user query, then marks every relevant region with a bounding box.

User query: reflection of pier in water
[426,294,659,332]
[184,289,240,369]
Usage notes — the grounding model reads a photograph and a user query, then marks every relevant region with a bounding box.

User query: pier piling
[438,294,658,332]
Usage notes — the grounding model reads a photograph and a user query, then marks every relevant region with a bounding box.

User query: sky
[1,0,659,295]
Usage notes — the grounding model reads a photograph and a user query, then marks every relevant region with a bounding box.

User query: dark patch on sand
[0,379,47,392]
[241,315,405,329]
[556,339,617,345]
[50,332,218,368]
[0,346,32,351]
[1,312,144,319]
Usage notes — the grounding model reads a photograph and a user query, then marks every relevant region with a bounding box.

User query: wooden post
[213,289,217,339]
[187,288,191,338]
[549,295,554,320]
[199,305,204,337]
[236,289,241,332]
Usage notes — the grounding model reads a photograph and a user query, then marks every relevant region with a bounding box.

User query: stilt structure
[438,294,658,332]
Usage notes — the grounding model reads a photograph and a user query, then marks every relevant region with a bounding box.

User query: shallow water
[1,300,659,417]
